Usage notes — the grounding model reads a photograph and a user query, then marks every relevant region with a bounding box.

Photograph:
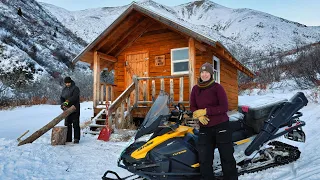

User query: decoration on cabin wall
[155,55,165,66]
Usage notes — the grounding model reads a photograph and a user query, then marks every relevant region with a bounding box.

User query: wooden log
[143,80,147,101]
[51,126,68,146]
[151,80,155,102]
[179,77,184,102]
[18,105,76,146]
[170,79,174,103]
[160,78,164,91]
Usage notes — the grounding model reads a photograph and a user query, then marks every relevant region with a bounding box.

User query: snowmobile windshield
[135,91,170,140]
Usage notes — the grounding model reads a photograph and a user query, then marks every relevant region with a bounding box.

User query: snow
[41,0,320,52]
[1,90,320,179]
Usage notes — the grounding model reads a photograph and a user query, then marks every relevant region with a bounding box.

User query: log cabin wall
[114,24,190,102]
[113,22,238,110]
[193,48,238,110]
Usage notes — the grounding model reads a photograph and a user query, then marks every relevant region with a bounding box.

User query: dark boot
[74,139,79,144]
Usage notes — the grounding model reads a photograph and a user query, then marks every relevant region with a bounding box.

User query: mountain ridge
[40,0,320,54]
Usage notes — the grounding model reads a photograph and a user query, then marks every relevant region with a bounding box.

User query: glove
[63,101,69,106]
[193,108,207,119]
[60,104,67,111]
[60,104,66,111]
[198,116,209,125]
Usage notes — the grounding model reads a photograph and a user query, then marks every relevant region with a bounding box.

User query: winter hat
[199,62,214,76]
[64,77,72,83]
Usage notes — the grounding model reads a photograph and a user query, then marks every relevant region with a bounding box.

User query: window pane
[172,49,189,61]
[214,60,217,70]
[174,62,189,72]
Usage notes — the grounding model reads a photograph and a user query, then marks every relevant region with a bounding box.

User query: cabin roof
[72,2,254,77]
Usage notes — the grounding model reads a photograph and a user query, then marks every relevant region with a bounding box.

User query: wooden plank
[195,41,207,52]
[143,80,147,101]
[97,52,117,62]
[93,51,100,107]
[188,38,196,93]
[120,101,125,128]
[179,77,184,102]
[106,17,151,54]
[100,84,104,103]
[109,82,135,112]
[134,76,139,107]
[160,78,164,91]
[110,85,114,101]
[95,11,142,50]
[170,79,174,103]
[114,21,156,57]
[152,80,155,102]
[106,85,109,102]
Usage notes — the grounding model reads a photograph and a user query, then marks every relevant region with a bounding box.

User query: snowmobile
[102,91,308,180]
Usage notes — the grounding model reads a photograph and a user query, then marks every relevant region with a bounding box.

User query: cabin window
[171,47,189,75]
[213,56,220,83]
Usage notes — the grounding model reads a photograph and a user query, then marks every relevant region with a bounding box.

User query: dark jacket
[190,82,229,127]
[60,81,80,113]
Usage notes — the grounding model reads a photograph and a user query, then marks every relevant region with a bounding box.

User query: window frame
[213,56,220,83]
[171,47,189,75]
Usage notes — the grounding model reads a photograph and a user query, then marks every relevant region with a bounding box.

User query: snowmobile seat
[238,98,288,133]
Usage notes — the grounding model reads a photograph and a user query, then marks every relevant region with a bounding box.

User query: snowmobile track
[238,141,301,176]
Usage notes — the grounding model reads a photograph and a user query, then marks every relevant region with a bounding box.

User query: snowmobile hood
[135,91,170,140]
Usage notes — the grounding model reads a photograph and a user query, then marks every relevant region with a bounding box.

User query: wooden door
[125,52,149,102]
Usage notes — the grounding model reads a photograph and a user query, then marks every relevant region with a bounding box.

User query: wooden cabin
[72,3,254,129]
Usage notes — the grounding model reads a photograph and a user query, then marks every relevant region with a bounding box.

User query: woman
[190,62,237,180]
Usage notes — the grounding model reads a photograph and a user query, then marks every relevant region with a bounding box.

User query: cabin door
[125,52,149,102]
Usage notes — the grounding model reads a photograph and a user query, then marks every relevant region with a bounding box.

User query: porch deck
[92,75,190,130]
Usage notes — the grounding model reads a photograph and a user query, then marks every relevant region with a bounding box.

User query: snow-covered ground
[1,89,320,180]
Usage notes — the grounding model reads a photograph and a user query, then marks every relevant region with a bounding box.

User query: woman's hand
[198,116,209,125]
[193,108,207,118]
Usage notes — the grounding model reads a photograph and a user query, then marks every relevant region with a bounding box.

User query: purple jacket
[190,82,229,127]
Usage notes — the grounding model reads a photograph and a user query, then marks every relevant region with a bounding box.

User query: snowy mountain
[40,0,320,53]
[0,0,87,85]
[40,2,129,43]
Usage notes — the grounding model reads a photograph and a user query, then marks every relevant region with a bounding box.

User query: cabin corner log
[18,105,76,146]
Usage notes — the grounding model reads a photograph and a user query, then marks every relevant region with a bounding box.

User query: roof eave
[71,3,135,64]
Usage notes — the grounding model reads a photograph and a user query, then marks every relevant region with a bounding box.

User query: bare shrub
[287,45,320,88]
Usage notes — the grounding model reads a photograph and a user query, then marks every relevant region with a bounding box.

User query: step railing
[107,74,190,129]
[107,82,135,129]
[98,83,116,105]
[135,75,189,105]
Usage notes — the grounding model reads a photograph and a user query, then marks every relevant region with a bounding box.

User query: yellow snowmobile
[102,91,307,180]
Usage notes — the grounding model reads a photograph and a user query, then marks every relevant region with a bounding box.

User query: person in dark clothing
[190,62,237,180]
[60,77,81,144]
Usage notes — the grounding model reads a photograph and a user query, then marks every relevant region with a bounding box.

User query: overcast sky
[36,0,320,26]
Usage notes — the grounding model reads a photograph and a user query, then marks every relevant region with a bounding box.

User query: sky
[36,0,320,26]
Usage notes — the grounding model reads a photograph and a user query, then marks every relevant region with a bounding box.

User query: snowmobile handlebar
[171,103,193,121]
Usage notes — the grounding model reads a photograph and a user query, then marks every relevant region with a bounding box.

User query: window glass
[173,62,189,72]
[214,60,217,70]
[171,48,189,75]
[172,49,189,61]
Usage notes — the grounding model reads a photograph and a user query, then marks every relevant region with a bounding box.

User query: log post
[151,80,155,102]
[189,38,196,93]
[51,126,68,145]
[18,105,76,146]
